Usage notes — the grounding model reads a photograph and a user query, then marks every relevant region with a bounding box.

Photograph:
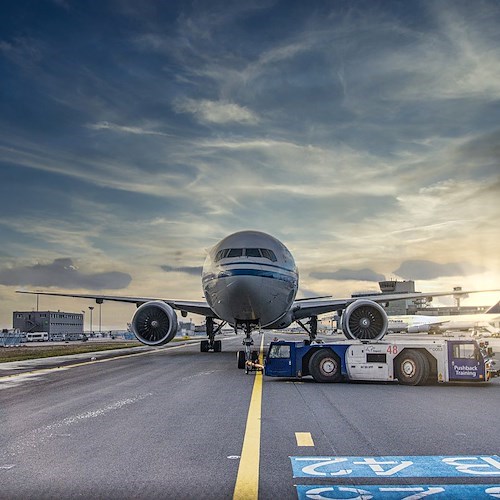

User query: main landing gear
[200,317,226,352]
[236,321,262,373]
[296,316,318,344]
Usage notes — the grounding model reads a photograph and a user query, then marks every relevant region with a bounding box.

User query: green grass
[0,342,142,363]
[0,336,197,363]
[0,336,196,363]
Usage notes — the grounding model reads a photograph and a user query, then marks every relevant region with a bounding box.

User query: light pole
[89,306,94,335]
[97,299,103,335]
[81,311,85,334]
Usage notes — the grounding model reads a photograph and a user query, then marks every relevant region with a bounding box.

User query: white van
[26,332,49,342]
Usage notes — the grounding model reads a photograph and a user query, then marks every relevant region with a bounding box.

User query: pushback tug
[263,336,493,385]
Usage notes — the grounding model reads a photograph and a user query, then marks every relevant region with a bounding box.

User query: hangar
[13,310,84,338]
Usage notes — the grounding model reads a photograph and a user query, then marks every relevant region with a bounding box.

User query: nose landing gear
[235,321,263,372]
[200,317,226,352]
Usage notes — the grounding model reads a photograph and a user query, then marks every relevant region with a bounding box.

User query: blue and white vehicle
[265,337,492,385]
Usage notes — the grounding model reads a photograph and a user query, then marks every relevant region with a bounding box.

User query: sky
[1,0,499,330]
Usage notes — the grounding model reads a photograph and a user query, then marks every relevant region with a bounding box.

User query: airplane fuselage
[202,231,298,328]
[389,312,500,333]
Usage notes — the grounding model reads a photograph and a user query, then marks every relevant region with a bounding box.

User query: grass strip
[0,336,195,363]
[0,342,142,363]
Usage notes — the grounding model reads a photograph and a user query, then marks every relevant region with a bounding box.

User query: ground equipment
[264,337,491,385]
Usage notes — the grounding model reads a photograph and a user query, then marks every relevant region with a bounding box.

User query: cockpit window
[227,248,243,258]
[215,249,230,262]
[260,248,277,262]
[214,247,278,262]
[245,248,262,258]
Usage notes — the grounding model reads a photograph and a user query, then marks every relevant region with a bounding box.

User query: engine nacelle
[341,299,388,341]
[131,301,178,346]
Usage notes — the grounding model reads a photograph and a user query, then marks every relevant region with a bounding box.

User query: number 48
[387,345,398,355]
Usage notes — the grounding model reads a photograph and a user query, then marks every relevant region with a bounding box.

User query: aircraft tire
[214,340,222,352]
[309,349,341,383]
[200,340,209,352]
[395,349,429,386]
[237,350,246,369]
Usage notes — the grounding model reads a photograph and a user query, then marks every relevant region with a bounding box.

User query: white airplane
[16,230,500,367]
[388,301,500,334]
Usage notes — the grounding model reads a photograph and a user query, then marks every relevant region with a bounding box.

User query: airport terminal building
[13,311,84,337]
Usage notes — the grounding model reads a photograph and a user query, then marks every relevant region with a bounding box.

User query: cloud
[1,1,499,327]
[86,121,171,136]
[173,98,259,124]
[0,37,45,66]
[0,258,131,289]
[310,269,385,282]
[50,0,70,9]
[161,265,203,276]
[456,129,500,164]
[394,260,487,280]
[338,2,500,107]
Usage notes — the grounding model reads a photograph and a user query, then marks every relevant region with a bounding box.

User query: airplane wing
[291,289,500,321]
[15,290,216,318]
[16,288,499,323]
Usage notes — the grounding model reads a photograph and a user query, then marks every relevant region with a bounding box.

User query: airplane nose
[225,273,263,317]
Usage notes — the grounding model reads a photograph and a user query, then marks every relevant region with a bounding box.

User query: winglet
[486,301,500,314]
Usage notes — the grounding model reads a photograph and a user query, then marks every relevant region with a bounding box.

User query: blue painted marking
[296,484,500,499]
[290,456,500,478]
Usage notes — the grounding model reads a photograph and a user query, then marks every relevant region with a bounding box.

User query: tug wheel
[309,350,341,383]
[395,350,429,386]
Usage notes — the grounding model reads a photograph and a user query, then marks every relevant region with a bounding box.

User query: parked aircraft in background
[388,301,500,335]
[16,230,500,366]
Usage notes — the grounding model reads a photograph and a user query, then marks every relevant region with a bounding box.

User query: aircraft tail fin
[486,301,500,314]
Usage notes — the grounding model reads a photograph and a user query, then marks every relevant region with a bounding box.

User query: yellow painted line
[233,335,265,500]
[0,342,194,381]
[295,432,314,447]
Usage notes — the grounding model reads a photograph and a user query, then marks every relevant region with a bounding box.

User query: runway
[1,333,499,499]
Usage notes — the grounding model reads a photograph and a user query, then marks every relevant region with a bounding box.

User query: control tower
[379,280,415,294]
[378,280,426,315]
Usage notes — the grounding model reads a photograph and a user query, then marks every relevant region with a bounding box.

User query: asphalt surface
[1,334,499,499]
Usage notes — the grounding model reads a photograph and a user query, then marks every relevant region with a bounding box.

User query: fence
[0,333,23,347]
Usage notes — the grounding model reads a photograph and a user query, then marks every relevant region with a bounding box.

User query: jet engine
[341,299,388,341]
[131,301,178,346]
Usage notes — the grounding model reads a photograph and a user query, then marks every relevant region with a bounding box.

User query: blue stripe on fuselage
[219,260,296,273]
[202,268,297,285]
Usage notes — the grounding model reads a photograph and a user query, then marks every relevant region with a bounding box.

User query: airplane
[16,230,500,368]
[388,301,500,335]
